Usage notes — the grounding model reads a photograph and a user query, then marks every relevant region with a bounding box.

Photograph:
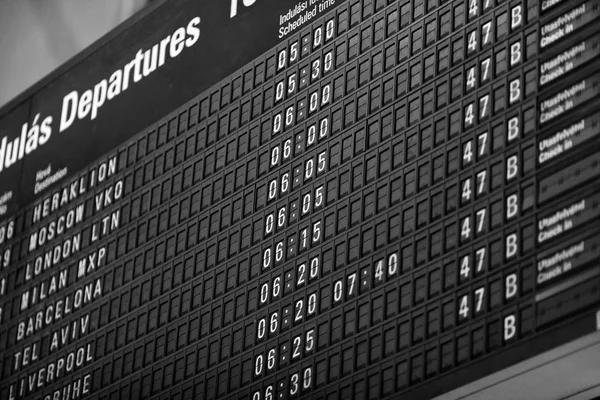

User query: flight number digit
[0,220,14,246]
[1,248,11,269]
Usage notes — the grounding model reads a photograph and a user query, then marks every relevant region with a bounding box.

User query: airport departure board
[0,0,599,399]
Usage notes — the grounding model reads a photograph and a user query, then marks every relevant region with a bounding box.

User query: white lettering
[540,4,586,48]
[504,314,516,340]
[16,279,102,342]
[57,17,201,133]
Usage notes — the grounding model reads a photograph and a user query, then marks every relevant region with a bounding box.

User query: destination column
[0,154,124,400]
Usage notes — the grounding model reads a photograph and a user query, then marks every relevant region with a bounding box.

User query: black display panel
[0,0,598,399]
